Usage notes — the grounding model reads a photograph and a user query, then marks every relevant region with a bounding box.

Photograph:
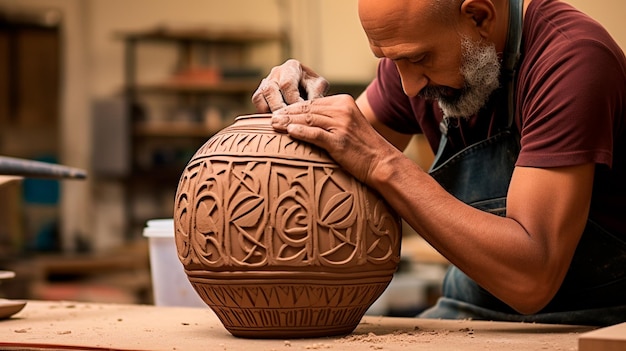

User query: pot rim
[235,113,273,121]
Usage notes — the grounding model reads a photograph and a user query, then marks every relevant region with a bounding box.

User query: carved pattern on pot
[174,114,401,338]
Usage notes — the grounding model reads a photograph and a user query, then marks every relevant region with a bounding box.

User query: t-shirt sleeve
[365,58,423,134]
[517,39,624,168]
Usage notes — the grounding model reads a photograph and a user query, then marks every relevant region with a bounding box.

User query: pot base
[189,274,393,338]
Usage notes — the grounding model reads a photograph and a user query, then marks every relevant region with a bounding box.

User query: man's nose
[395,61,428,97]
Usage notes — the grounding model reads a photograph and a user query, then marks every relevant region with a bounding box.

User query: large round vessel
[173,114,401,338]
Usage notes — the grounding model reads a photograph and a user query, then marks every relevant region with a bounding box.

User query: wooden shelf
[134,79,259,94]
[117,26,287,44]
[134,121,219,138]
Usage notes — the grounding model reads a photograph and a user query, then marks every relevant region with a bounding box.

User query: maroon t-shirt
[365,0,626,235]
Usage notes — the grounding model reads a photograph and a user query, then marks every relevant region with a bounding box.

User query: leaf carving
[231,195,265,227]
[320,192,354,226]
[196,198,219,234]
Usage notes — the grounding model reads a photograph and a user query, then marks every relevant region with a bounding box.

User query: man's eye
[409,55,427,64]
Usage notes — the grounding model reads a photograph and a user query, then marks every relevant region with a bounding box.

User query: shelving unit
[116,26,289,239]
[0,9,62,255]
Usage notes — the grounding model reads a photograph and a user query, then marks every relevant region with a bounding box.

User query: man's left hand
[271,94,398,187]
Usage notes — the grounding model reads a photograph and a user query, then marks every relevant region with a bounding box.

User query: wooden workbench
[0,300,597,351]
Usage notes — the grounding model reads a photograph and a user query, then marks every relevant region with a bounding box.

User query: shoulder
[516,0,626,168]
[521,0,626,88]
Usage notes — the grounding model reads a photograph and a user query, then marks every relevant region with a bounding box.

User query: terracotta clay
[173,114,401,338]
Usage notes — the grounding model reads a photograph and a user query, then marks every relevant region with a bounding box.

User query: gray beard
[419,36,501,119]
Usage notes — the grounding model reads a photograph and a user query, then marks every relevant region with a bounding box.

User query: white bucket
[143,219,205,308]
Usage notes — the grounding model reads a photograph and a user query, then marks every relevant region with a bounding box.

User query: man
[252,0,626,326]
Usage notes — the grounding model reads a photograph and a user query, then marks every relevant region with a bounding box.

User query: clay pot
[173,113,401,338]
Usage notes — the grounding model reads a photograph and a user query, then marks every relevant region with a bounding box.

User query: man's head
[358,0,505,118]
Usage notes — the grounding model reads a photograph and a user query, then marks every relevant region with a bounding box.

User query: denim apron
[420,0,626,326]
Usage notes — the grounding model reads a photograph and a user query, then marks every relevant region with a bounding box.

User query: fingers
[251,86,272,113]
[271,107,334,151]
[251,59,329,113]
[300,64,330,99]
[285,121,333,151]
[277,78,305,106]
[251,72,304,112]
[252,78,287,113]
[303,76,330,100]
[272,100,337,132]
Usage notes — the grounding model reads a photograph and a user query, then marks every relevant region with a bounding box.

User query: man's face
[420,35,501,119]
[359,0,502,119]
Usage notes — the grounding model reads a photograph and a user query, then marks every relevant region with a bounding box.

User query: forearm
[369,151,558,313]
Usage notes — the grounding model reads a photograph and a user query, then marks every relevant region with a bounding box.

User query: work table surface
[0,300,596,351]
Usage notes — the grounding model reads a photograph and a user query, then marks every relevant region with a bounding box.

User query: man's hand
[252,59,329,112]
[271,94,400,187]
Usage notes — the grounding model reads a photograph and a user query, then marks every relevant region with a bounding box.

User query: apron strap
[503,0,523,128]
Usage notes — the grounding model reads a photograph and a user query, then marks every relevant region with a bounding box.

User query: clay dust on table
[337,328,452,345]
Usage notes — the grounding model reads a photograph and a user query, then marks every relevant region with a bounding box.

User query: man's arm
[272,92,595,314]
[371,150,594,314]
[357,88,594,313]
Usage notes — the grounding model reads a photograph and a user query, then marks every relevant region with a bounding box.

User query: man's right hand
[251,59,329,113]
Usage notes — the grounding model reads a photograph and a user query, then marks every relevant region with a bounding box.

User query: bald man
[252,0,626,326]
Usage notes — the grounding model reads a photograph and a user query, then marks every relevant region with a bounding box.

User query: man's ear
[460,0,497,39]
